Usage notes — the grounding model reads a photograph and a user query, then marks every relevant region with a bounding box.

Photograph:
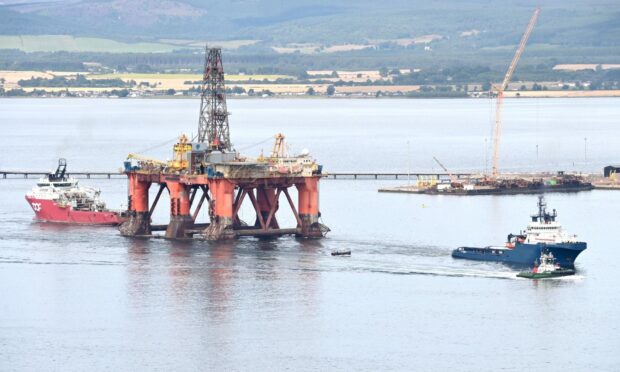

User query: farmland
[0,35,261,53]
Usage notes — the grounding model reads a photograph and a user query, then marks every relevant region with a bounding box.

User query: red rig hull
[25,196,125,225]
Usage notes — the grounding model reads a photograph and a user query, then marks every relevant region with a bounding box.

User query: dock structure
[0,171,467,180]
[325,172,470,180]
[0,171,124,179]
[119,47,327,241]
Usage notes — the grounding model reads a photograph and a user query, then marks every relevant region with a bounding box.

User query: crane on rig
[490,8,540,179]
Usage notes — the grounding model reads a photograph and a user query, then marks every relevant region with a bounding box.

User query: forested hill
[0,0,619,77]
[1,0,618,47]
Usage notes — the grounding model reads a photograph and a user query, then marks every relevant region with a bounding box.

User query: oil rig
[119,47,328,240]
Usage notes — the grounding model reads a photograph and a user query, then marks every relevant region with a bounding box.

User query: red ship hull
[25,196,125,225]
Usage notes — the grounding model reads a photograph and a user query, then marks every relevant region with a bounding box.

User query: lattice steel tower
[197,47,231,151]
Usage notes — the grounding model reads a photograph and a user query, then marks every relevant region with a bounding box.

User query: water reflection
[204,240,235,321]
[168,240,196,306]
[126,238,154,311]
[123,236,324,323]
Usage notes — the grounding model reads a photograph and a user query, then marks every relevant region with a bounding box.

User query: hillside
[0,0,619,89]
[1,0,619,46]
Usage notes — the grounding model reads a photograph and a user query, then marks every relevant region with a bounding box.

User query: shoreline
[1,92,620,99]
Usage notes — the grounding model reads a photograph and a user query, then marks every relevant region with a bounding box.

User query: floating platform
[119,48,329,241]
[379,172,595,196]
[380,184,594,195]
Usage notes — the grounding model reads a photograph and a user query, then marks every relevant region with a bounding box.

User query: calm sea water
[1,98,619,371]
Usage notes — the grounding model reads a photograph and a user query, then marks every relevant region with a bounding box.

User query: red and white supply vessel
[25,159,126,225]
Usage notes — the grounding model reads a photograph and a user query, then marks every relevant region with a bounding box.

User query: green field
[0,35,191,53]
[0,35,263,54]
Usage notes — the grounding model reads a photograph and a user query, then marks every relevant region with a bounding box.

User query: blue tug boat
[452,196,586,267]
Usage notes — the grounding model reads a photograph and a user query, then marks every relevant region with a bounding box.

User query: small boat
[331,249,351,256]
[517,251,575,279]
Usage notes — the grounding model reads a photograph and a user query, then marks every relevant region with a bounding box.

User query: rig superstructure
[119,47,328,240]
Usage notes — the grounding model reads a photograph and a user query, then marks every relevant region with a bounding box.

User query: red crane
[491,8,541,178]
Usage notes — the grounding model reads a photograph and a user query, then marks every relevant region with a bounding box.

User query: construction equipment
[271,133,288,158]
[433,156,456,183]
[170,134,192,170]
[127,153,167,167]
[491,8,540,178]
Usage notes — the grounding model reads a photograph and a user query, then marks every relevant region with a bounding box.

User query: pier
[325,172,470,180]
[0,171,125,179]
[0,170,467,180]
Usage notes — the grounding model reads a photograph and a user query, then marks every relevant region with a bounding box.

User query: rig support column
[120,173,151,236]
[203,179,236,240]
[255,186,279,229]
[295,177,322,238]
[165,181,193,238]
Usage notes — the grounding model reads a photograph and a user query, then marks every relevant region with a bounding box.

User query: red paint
[128,173,150,212]
[296,177,320,215]
[208,179,235,218]
[166,181,191,216]
[25,196,124,225]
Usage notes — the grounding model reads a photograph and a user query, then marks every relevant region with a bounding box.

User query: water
[1,98,619,371]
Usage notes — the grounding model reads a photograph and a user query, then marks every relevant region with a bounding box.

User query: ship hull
[423,184,593,196]
[25,196,124,225]
[452,242,587,268]
[517,269,575,279]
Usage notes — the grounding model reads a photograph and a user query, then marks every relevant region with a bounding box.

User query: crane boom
[491,8,540,178]
[433,156,455,182]
[127,153,167,166]
[500,8,540,92]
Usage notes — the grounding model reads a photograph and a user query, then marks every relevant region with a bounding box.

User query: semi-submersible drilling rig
[120,47,328,240]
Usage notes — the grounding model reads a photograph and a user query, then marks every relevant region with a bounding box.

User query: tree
[229,86,246,94]
[331,71,339,78]
[481,82,492,91]
[379,67,389,77]
[326,85,335,96]
[306,87,315,96]
[166,88,176,95]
